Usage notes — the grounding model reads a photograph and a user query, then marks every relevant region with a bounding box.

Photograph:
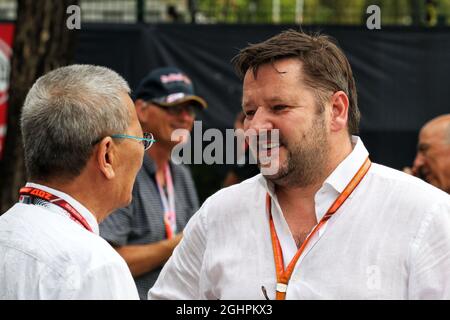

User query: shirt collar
[322,136,369,194]
[25,182,100,235]
[259,136,370,221]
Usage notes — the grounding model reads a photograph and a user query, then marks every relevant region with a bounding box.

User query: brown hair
[232,29,360,134]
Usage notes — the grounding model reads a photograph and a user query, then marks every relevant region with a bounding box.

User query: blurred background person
[404,114,450,193]
[99,66,206,299]
[222,111,259,187]
[0,64,152,299]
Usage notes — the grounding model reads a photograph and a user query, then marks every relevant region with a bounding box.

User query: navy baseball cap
[133,67,207,109]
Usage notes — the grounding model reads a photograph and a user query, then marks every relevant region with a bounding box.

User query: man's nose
[413,152,425,170]
[244,108,274,133]
[177,108,195,121]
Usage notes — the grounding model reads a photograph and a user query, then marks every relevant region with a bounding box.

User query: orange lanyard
[266,157,371,300]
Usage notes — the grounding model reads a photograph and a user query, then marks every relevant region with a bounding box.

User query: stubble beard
[262,114,329,188]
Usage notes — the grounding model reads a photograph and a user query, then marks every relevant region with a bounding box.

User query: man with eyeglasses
[0,65,150,299]
[99,66,206,299]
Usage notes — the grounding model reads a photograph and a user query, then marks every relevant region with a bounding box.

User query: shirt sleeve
[148,199,208,300]
[408,199,450,299]
[69,260,139,300]
[99,204,133,246]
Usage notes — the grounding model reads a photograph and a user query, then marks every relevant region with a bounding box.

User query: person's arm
[114,233,182,277]
[100,203,182,277]
[148,201,208,300]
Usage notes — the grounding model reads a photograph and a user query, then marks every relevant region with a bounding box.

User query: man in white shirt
[0,65,154,299]
[148,30,450,300]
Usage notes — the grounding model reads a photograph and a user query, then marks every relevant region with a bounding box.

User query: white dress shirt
[0,183,139,299]
[149,137,450,300]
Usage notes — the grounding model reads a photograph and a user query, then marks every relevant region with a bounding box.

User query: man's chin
[257,149,285,176]
[170,135,190,148]
[259,162,288,183]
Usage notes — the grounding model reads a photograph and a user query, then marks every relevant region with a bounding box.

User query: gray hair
[21,64,131,181]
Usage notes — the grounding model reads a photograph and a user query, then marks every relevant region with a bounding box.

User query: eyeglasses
[110,132,156,150]
[153,102,196,117]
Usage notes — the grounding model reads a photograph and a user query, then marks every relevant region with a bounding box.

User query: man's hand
[403,166,414,175]
[165,233,183,251]
[403,166,423,179]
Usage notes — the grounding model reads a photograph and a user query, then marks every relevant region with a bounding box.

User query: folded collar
[259,136,370,221]
[25,182,99,235]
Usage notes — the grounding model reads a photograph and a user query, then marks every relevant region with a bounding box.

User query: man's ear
[96,137,115,180]
[329,91,349,133]
[135,99,149,124]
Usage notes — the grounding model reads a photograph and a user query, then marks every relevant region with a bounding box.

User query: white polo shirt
[149,137,450,300]
[0,183,139,299]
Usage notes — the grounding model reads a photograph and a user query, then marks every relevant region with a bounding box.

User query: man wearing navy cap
[99,67,206,299]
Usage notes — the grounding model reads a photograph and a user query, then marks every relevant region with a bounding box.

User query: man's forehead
[421,121,446,141]
[422,115,450,134]
[419,126,449,150]
[243,58,304,81]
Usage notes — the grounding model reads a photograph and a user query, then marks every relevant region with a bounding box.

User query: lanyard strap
[267,157,371,300]
[156,163,177,239]
[19,186,93,232]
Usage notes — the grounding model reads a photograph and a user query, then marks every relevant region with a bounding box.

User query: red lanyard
[19,186,93,232]
[156,164,176,239]
[266,157,371,300]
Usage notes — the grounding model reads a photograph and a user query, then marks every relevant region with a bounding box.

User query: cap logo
[165,92,186,104]
[160,73,192,85]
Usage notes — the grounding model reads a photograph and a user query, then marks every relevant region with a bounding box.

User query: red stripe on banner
[0,23,15,159]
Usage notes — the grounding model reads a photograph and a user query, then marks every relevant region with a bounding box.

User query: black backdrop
[74,24,450,200]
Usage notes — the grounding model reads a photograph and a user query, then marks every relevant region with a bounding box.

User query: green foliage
[196,0,449,26]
